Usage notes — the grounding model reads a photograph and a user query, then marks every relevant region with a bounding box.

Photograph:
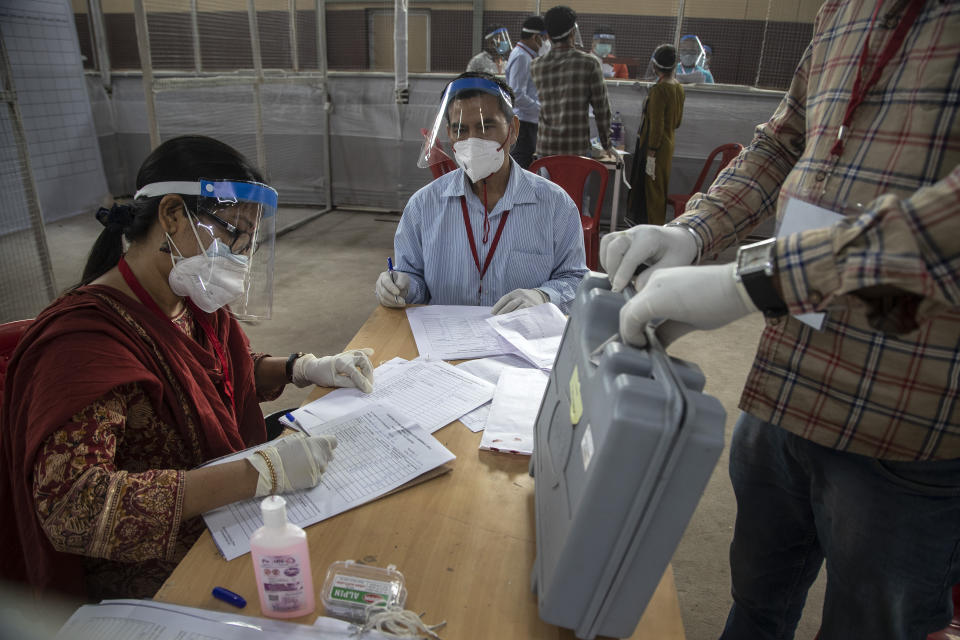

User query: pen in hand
[283,412,309,435]
[387,256,397,285]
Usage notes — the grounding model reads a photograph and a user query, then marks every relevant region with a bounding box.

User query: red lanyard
[117,257,235,414]
[830,0,926,158]
[517,42,536,59]
[460,195,510,301]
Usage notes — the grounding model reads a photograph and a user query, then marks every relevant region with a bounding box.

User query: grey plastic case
[531,274,726,639]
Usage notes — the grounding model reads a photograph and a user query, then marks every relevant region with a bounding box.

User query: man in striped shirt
[531,6,615,159]
[601,1,960,637]
[375,73,586,314]
[505,16,547,169]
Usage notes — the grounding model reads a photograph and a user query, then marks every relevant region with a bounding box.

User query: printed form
[486,303,568,370]
[296,359,495,433]
[203,405,455,560]
[55,600,396,640]
[480,368,550,455]
[405,305,517,360]
[455,355,537,432]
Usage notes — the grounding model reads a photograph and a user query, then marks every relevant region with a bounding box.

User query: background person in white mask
[504,15,548,169]
[0,135,374,602]
[376,72,587,314]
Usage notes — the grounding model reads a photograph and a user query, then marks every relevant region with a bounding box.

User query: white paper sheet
[455,355,537,432]
[486,303,568,370]
[203,405,455,560]
[406,305,518,360]
[299,360,495,433]
[777,198,845,330]
[479,368,550,455]
[55,599,394,640]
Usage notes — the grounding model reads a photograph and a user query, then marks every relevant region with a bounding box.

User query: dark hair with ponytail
[78,135,264,287]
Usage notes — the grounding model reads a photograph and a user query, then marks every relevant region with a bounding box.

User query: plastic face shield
[485,27,512,56]
[417,77,515,169]
[593,32,615,57]
[678,35,706,69]
[134,179,278,320]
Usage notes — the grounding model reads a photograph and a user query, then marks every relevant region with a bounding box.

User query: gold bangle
[255,450,278,494]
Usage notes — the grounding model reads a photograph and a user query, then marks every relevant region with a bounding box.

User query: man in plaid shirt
[531,6,615,159]
[600,1,959,637]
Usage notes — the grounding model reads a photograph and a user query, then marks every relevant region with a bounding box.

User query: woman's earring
[159,241,171,254]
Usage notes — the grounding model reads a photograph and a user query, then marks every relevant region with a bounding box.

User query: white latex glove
[491,288,549,315]
[600,224,699,292]
[291,348,375,393]
[376,270,410,308]
[247,433,338,497]
[620,263,758,347]
[645,155,656,179]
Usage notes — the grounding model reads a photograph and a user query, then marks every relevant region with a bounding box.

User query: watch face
[740,250,770,271]
[738,239,776,275]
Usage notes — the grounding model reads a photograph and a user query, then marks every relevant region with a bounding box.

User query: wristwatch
[286,352,305,383]
[734,238,788,318]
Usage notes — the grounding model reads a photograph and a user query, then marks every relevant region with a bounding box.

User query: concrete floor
[36,206,826,639]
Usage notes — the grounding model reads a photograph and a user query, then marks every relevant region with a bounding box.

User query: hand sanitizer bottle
[250,495,315,618]
[611,111,625,151]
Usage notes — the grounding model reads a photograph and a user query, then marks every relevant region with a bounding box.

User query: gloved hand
[491,288,549,315]
[247,432,337,497]
[291,349,375,393]
[620,263,758,347]
[600,224,699,292]
[645,155,656,179]
[376,271,410,308]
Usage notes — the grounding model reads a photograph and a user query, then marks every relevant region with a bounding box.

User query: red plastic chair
[667,143,743,220]
[420,128,458,180]
[0,319,32,406]
[529,155,609,271]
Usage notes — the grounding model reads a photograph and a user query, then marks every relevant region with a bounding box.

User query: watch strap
[742,272,788,317]
[736,238,788,318]
[286,352,305,383]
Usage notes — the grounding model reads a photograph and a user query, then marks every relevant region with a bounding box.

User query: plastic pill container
[320,560,407,623]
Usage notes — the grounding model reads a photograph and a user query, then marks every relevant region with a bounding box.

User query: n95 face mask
[453,138,506,183]
[167,219,250,313]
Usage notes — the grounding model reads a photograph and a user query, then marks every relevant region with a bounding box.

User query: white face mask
[167,216,250,314]
[453,137,507,183]
[539,39,551,56]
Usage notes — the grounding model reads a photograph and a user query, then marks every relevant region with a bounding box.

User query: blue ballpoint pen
[387,256,397,285]
[283,412,309,435]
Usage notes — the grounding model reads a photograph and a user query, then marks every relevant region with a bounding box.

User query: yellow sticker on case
[569,365,583,425]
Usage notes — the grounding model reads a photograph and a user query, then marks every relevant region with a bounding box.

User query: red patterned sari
[0,285,272,599]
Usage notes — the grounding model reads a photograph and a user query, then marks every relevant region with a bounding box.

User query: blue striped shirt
[505,43,540,124]
[394,161,587,312]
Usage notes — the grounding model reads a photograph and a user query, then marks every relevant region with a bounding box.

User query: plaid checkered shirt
[530,45,612,157]
[675,0,960,460]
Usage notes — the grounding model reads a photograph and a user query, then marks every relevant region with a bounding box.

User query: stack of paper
[455,355,537,432]
[406,305,515,360]
[486,303,567,370]
[204,404,456,560]
[479,368,550,455]
[55,600,396,640]
[203,358,498,559]
[405,303,568,370]
[297,359,495,434]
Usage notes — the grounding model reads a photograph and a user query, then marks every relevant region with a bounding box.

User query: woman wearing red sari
[0,136,374,600]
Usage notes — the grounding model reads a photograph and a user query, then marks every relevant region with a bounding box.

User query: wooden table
[155,306,686,639]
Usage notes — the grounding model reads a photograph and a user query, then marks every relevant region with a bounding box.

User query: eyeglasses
[206,209,256,255]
